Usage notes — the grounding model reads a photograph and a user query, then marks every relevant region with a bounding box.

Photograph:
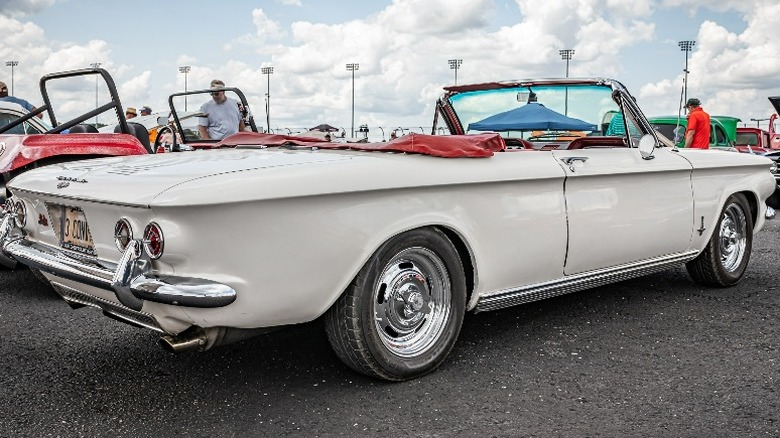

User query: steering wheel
[153,125,180,152]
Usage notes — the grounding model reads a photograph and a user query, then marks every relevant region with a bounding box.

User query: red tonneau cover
[218,132,506,158]
[0,133,148,172]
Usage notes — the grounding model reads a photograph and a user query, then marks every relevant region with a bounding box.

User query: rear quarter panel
[677,149,775,250]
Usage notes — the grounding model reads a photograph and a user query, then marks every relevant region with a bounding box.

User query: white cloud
[252,8,285,42]
[642,1,780,120]
[3,1,780,133]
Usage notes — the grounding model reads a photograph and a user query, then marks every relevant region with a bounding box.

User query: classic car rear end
[2,78,776,381]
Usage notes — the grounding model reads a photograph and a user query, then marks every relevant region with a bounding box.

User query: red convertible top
[218,132,506,158]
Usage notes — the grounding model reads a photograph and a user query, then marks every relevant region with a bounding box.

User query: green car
[648,115,737,148]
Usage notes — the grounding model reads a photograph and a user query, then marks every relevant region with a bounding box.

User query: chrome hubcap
[374,247,451,358]
[719,202,747,272]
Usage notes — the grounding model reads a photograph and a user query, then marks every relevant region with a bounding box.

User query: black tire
[686,193,753,287]
[766,185,780,210]
[324,227,467,381]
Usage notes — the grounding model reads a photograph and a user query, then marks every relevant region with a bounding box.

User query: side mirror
[638,134,655,160]
[157,116,168,126]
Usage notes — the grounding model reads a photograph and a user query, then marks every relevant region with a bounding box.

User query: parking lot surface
[1,221,778,437]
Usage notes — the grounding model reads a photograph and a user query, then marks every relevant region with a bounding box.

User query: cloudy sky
[1,0,779,137]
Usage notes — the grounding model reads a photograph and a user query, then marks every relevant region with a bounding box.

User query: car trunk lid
[7,148,354,206]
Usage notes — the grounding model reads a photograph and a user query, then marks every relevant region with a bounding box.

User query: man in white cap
[198,79,245,140]
[0,80,43,118]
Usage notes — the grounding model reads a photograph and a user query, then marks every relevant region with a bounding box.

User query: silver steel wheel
[373,247,452,358]
[719,201,748,273]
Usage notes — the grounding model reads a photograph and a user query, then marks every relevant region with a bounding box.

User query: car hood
[7,148,356,206]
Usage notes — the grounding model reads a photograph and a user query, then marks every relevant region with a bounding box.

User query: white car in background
[0,101,52,135]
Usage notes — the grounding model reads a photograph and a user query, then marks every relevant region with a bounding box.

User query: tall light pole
[262,66,273,133]
[346,63,359,137]
[448,59,462,85]
[750,118,769,128]
[559,49,574,115]
[179,65,191,111]
[559,49,574,77]
[5,60,18,95]
[90,62,101,126]
[678,40,695,106]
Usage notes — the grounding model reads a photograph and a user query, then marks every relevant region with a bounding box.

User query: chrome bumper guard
[0,213,18,268]
[2,234,237,310]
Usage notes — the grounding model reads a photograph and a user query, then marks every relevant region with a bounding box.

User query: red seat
[567,136,626,150]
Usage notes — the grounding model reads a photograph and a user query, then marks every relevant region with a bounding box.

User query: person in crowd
[324,133,332,142]
[126,107,137,119]
[0,80,43,118]
[140,106,152,116]
[683,98,711,149]
[198,79,245,140]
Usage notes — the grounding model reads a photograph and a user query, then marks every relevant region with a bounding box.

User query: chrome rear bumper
[2,234,237,310]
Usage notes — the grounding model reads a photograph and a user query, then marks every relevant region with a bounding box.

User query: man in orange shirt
[683,98,711,149]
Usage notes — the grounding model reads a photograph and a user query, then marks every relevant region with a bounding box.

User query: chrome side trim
[49,281,166,333]
[475,251,700,313]
[5,239,237,308]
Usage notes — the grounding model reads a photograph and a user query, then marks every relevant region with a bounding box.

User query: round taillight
[143,222,164,259]
[11,198,26,228]
[114,218,133,252]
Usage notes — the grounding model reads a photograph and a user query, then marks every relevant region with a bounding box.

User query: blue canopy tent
[468,103,597,132]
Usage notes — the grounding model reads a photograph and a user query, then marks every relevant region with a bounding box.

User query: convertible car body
[1,78,776,381]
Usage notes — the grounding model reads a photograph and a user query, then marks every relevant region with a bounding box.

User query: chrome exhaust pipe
[159,327,208,353]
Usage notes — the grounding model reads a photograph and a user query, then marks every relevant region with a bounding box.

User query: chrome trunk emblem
[56,175,88,189]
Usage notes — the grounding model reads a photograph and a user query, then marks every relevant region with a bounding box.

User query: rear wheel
[686,193,753,287]
[325,228,466,381]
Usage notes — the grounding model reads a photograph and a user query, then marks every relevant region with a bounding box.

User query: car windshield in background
[736,132,759,146]
[651,123,678,142]
[170,90,247,142]
[451,84,617,140]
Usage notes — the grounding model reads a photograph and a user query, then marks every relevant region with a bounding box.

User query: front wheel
[686,193,753,287]
[325,228,466,381]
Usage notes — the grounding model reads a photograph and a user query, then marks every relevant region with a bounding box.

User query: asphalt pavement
[1,220,778,437]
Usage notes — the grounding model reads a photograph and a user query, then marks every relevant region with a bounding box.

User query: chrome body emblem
[57,176,88,183]
[0,142,5,155]
[57,182,70,189]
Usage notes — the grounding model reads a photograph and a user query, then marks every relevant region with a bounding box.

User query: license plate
[59,206,96,255]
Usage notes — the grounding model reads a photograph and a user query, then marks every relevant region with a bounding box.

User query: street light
[559,49,574,115]
[5,60,18,95]
[678,40,696,105]
[448,59,462,85]
[262,66,273,133]
[179,65,191,111]
[750,118,769,128]
[559,50,574,77]
[90,62,101,126]
[346,63,359,137]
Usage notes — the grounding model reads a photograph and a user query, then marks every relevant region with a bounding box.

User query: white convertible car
[1,78,776,381]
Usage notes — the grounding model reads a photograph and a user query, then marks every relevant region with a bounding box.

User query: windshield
[170,90,252,142]
[449,84,618,140]
[736,132,758,146]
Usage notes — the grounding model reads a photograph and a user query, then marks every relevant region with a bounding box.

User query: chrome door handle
[561,156,588,171]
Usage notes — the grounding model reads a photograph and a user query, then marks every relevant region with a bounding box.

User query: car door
[552,106,695,276]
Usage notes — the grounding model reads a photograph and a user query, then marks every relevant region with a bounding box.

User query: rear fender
[0,133,148,172]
